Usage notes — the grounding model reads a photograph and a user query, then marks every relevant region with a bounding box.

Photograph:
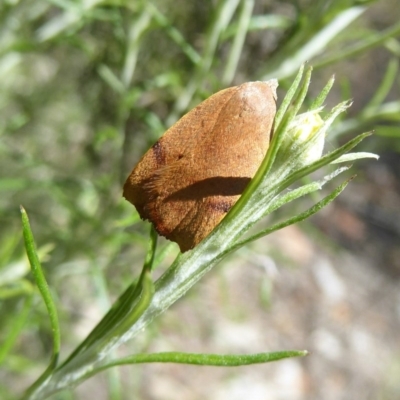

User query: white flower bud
[278,110,325,169]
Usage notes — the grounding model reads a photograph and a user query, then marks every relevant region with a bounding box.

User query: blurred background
[0,0,399,399]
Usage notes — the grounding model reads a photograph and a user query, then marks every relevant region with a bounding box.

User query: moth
[123,81,277,252]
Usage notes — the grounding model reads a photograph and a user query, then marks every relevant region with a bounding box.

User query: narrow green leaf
[260,6,366,80]
[322,100,352,124]
[315,21,400,69]
[309,75,335,110]
[86,350,308,378]
[274,64,305,129]
[20,207,61,398]
[331,152,379,163]
[233,176,353,250]
[121,9,152,88]
[222,0,254,85]
[331,101,400,138]
[290,65,313,118]
[263,166,351,217]
[143,225,158,273]
[222,14,291,39]
[363,58,398,111]
[276,131,372,192]
[20,207,60,368]
[365,101,400,120]
[88,271,154,360]
[110,271,154,336]
[166,0,241,124]
[258,65,313,179]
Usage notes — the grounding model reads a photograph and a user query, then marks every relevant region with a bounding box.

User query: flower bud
[278,110,325,169]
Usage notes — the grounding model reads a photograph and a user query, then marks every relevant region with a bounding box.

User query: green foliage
[18,66,376,399]
[0,0,399,399]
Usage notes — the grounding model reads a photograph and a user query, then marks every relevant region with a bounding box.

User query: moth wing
[123,81,277,252]
[123,86,240,214]
[143,170,237,251]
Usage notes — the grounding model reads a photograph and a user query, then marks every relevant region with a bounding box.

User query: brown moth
[123,81,277,252]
